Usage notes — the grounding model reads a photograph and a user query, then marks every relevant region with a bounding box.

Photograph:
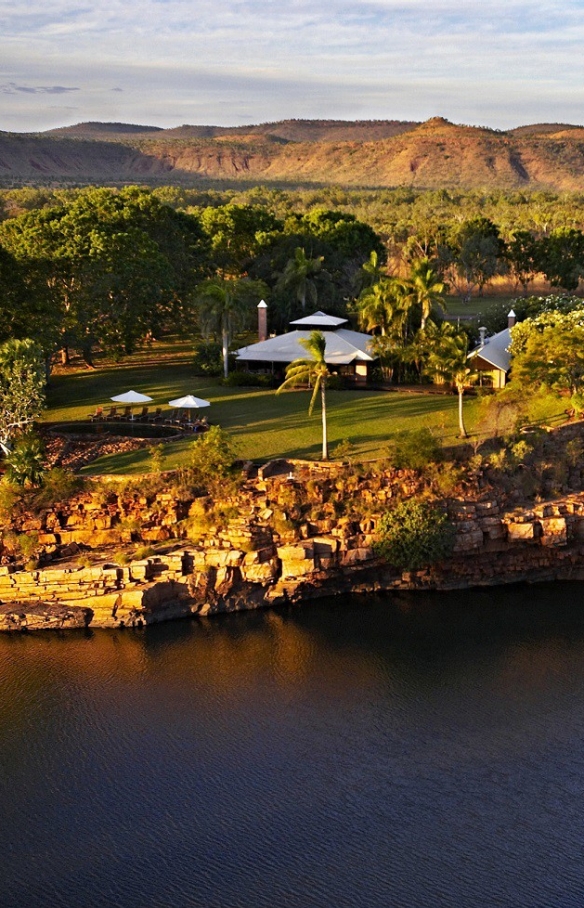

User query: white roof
[289,311,348,329]
[236,328,376,365]
[468,326,511,372]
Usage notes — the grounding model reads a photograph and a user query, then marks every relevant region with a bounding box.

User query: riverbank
[3,464,584,630]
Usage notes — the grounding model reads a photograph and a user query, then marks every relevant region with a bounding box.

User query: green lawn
[42,338,483,474]
[444,293,514,319]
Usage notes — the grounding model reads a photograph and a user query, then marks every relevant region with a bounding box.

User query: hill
[3,116,584,189]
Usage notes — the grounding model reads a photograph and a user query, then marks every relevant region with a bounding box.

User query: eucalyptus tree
[277,330,330,461]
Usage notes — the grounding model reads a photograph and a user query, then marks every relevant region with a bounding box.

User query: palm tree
[357,278,408,338]
[406,257,447,331]
[425,324,470,438]
[194,278,265,378]
[277,330,330,460]
[358,250,385,292]
[277,247,324,311]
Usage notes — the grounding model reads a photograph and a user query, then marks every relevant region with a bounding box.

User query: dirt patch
[42,429,151,473]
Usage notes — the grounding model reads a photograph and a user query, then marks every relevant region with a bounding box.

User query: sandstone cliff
[3,117,584,190]
[2,459,584,632]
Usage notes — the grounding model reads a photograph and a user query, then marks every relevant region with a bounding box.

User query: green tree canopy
[0,339,46,454]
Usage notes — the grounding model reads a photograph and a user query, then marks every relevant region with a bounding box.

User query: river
[2,584,584,908]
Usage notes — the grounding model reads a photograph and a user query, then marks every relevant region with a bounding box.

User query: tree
[424,324,470,437]
[358,250,385,292]
[199,203,282,276]
[357,278,408,337]
[510,308,584,396]
[0,187,211,365]
[448,218,506,302]
[0,339,45,454]
[194,277,267,378]
[506,230,540,295]
[277,330,330,460]
[405,256,447,331]
[276,247,325,311]
[538,228,584,292]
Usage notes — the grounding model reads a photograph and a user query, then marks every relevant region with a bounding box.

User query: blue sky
[2,1,584,132]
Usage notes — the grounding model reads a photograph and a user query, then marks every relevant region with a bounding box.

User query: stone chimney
[508,309,516,329]
[258,299,268,342]
[478,326,488,345]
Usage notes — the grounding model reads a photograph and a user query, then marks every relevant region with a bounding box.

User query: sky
[2,0,584,133]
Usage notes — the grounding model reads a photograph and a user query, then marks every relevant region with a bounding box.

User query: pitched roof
[289,311,348,329]
[468,327,511,372]
[236,328,376,365]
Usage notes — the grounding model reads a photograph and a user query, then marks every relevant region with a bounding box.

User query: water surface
[2,584,584,908]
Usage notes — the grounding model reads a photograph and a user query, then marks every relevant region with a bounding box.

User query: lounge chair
[120,406,133,420]
[148,407,164,422]
[136,406,150,421]
[89,406,104,421]
[104,406,119,420]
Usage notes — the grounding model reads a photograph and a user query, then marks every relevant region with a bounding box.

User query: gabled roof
[236,328,376,365]
[289,311,348,329]
[468,327,511,372]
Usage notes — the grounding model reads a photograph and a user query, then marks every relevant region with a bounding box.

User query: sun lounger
[89,406,104,421]
[104,406,120,420]
[136,406,150,421]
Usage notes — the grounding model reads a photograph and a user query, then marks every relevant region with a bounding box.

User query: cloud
[2,1,584,131]
[0,82,80,95]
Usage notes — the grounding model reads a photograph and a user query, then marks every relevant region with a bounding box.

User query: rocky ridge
[2,459,584,632]
[3,117,584,190]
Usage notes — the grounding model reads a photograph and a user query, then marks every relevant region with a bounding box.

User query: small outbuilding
[235,310,377,385]
[467,310,516,389]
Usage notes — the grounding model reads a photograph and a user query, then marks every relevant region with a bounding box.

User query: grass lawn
[42,337,484,475]
[444,293,514,319]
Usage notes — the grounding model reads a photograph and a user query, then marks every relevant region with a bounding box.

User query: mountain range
[3,117,584,190]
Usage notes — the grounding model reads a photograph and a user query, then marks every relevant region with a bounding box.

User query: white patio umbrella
[111,389,153,419]
[168,394,211,409]
[168,394,211,425]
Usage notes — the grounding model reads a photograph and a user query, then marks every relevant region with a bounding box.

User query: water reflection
[2,584,584,907]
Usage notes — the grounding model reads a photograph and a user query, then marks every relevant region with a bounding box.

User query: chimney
[478,326,488,346]
[258,299,268,342]
[508,309,516,329]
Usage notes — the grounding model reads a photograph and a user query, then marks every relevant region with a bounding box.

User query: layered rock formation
[3,462,584,631]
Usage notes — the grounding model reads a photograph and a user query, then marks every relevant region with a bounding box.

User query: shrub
[5,432,46,488]
[149,444,165,474]
[193,341,223,376]
[326,374,345,391]
[374,498,455,571]
[0,479,21,517]
[384,428,442,471]
[221,371,277,388]
[33,468,83,508]
[15,531,40,563]
[190,426,239,493]
[333,438,356,463]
